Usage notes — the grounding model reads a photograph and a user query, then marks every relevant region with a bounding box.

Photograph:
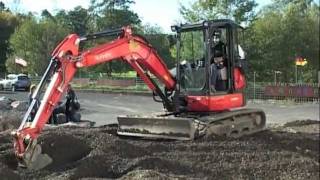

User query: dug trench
[0,115,318,179]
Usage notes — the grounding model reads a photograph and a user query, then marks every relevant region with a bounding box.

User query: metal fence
[29,76,319,103]
[245,82,319,103]
[140,78,319,103]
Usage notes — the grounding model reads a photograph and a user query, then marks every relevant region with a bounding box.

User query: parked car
[0,74,31,92]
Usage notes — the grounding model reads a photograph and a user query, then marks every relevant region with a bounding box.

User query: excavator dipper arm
[12,26,176,169]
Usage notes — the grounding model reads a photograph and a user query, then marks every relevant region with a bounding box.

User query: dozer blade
[19,139,53,170]
[117,115,196,140]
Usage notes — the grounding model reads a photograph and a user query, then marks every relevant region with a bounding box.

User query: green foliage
[180,0,257,24]
[170,30,204,65]
[87,0,141,75]
[0,1,9,12]
[55,6,91,35]
[245,0,319,82]
[89,0,134,12]
[7,17,69,75]
[142,24,175,69]
[0,10,20,75]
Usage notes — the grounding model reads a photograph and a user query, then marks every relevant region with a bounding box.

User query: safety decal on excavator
[163,75,169,81]
[129,40,140,51]
[95,52,112,62]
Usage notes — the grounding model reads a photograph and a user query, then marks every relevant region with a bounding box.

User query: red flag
[15,58,27,67]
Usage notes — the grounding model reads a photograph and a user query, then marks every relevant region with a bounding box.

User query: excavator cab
[172,19,247,112]
[174,20,236,94]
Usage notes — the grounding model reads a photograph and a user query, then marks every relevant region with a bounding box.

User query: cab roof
[172,19,243,33]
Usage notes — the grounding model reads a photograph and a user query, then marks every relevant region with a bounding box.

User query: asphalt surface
[1,91,319,126]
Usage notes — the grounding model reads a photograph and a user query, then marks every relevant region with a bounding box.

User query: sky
[2,0,272,32]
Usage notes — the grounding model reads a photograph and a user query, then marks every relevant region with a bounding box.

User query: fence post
[295,65,298,83]
[253,71,256,102]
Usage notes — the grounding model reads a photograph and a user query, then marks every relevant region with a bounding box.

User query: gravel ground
[0,92,319,179]
[0,113,319,179]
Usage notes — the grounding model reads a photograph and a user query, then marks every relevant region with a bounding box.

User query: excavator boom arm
[12,26,176,168]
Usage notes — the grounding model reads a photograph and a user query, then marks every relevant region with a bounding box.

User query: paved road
[1,91,319,126]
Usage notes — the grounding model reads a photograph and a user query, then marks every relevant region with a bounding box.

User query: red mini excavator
[12,19,266,169]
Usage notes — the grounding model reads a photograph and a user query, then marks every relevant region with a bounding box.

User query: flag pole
[295,64,297,83]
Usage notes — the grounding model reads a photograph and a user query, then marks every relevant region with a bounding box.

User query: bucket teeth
[19,139,53,170]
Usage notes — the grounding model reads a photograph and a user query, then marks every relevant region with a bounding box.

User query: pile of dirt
[0,120,318,179]
[0,111,22,132]
[283,119,319,128]
[0,97,26,132]
[280,119,319,134]
[0,97,13,110]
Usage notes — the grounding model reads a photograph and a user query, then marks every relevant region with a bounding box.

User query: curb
[75,89,152,96]
[0,91,15,94]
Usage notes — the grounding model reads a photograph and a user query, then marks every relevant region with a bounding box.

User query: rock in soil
[0,97,25,132]
[0,110,23,132]
[0,96,13,110]
[0,120,318,179]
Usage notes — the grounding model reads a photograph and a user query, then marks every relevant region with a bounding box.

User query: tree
[55,6,91,35]
[89,0,134,12]
[86,0,141,76]
[143,24,175,69]
[41,9,55,21]
[244,0,319,82]
[7,17,69,75]
[180,0,258,24]
[0,9,20,75]
[0,1,6,11]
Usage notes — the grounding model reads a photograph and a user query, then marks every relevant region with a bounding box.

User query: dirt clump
[284,119,320,127]
[0,98,25,132]
[0,111,22,132]
[280,119,320,134]
[120,169,186,180]
[0,97,13,110]
[0,120,318,179]
[0,162,20,180]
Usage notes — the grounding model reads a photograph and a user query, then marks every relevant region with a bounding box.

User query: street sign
[295,57,307,66]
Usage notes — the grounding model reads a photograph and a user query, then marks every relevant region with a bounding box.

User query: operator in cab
[210,30,227,92]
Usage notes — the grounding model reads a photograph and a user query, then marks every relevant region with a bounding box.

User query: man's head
[67,84,72,91]
[213,30,222,44]
[30,84,36,93]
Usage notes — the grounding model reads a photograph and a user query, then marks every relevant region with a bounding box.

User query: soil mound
[0,121,318,179]
[281,119,319,134]
[0,110,22,131]
[120,169,182,180]
[284,119,319,127]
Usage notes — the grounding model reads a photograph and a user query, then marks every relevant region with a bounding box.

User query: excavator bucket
[19,139,53,170]
[117,115,197,140]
